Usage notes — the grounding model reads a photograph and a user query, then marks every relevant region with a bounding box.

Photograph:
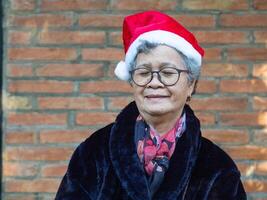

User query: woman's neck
[142,110,183,135]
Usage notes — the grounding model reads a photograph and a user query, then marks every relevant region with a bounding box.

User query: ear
[129,80,133,87]
[187,80,196,97]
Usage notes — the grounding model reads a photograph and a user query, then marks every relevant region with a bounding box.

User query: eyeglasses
[130,66,189,87]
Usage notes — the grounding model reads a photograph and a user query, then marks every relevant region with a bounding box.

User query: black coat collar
[109,102,201,200]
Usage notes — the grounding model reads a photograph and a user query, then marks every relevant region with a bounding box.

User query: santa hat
[114,10,204,81]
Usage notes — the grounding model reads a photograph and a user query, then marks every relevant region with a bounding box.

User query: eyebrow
[135,62,151,68]
[161,62,175,66]
[136,62,177,69]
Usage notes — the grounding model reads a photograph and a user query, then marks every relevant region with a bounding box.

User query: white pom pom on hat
[115,10,204,81]
[114,61,130,81]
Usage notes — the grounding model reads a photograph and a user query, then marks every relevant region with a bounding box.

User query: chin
[143,105,172,116]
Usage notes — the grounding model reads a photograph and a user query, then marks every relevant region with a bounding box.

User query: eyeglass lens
[131,67,181,86]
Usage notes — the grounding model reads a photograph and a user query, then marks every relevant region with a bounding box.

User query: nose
[147,72,164,88]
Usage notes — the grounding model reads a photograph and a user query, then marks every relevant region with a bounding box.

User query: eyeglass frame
[130,66,189,87]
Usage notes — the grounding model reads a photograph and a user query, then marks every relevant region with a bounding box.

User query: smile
[145,95,169,98]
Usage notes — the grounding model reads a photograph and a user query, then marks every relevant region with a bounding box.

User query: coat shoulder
[194,137,239,176]
[67,123,114,177]
[187,137,246,199]
[55,123,116,199]
[82,123,114,150]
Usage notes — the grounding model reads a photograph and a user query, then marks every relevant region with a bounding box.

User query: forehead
[135,45,185,67]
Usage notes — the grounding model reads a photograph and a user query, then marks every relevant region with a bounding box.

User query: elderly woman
[56,11,246,199]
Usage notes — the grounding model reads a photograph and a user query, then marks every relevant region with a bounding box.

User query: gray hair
[129,40,201,94]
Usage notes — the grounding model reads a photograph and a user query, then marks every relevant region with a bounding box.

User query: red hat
[115,10,204,81]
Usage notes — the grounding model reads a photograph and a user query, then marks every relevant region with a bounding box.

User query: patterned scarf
[135,112,186,195]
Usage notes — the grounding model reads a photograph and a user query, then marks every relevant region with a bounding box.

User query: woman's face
[132,45,195,120]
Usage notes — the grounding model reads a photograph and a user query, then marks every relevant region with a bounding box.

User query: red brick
[38,31,105,45]
[36,194,55,200]
[80,80,132,93]
[3,95,32,110]
[79,14,123,27]
[4,147,74,161]
[254,0,267,10]
[38,97,104,110]
[202,63,248,77]
[220,112,267,126]
[41,164,67,177]
[81,14,214,29]
[255,161,267,176]
[5,179,60,193]
[189,97,248,111]
[228,48,267,61]
[41,0,107,11]
[111,0,177,10]
[8,31,32,44]
[254,31,267,43]
[194,31,248,44]
[8,80,73,93]
[220,80,267,93]
[8,48,77,61]
[203,48,222,61]
[3,162,37,177]
[202,129,249,144]
[8,14,72,28]
[236,162,254,177]
[5,132,34,144]
[254,129,267,144]
[5,194,36,200]
[10,0,35,10]
[36,64,104,78]
[82,48,124,61]
[76,112,117,125]
[224,146,267,160]
[220,14,267,27]
[7,112,67,125]
[195,112,216,125]
[108,64,119,78]
[109,32,122,46]
[173,15,215,28]
[108,97,134,110]
[243,180,267,192]
[182,0,248,10]
[40,130,91,143]
[7,64,33,77]
[238,162,267,179]
[196,80,217,93]
[253,63,267,78]
[253,96,267,110]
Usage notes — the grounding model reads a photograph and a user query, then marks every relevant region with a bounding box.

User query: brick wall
[2,0,267,199]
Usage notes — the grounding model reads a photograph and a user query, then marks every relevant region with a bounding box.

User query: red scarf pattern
[136,113,186,175]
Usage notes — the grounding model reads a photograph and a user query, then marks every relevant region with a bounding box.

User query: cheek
[133,86,144,102]
[170,85,190,103]
[173,92,187,104]
[133,87,146,114]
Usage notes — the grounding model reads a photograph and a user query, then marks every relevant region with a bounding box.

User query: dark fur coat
[56,102,247,200]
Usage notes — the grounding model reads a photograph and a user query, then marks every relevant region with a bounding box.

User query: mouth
[145,95,169,98]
